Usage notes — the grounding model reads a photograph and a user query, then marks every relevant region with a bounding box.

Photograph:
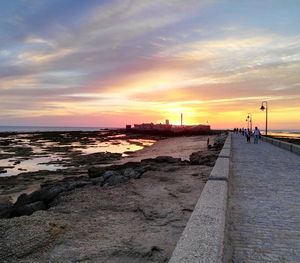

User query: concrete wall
[261,136,300,156]
[169,134,231,263]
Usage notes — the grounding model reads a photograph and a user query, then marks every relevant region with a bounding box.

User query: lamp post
[260,101,268,135]
[245,117,249,130]
[246,113,252,132]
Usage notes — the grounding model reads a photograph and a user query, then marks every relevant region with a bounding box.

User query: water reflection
[0,136,156,177]
[0,157,64,177]
[73,139,155,155]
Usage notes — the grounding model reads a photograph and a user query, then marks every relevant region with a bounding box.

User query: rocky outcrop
[0,152,218,219]
[72,152,122,166]
[189,151,219,166]
[0,197,13,218]
[0,178,94,218]
[190,136,226,166]
[0,156,185,218]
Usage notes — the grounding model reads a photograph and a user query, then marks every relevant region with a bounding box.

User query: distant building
[127,113,210,133]
[131,122,210,133]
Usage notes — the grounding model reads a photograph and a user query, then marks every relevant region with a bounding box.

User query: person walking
[245,128,251,143]
[253,126,261,144]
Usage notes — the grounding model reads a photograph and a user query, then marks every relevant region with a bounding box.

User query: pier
[170,133,300,262]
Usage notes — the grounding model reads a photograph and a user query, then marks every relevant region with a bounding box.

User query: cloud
[0,0,299,128]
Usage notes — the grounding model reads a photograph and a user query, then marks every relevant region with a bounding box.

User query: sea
[0,126,300,139]
[262,130,300,139]
[0,126,118,133]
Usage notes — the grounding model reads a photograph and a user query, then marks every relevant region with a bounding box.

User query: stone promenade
[228,134,300,262]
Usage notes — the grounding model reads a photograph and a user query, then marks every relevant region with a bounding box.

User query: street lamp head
[260,105,265,111]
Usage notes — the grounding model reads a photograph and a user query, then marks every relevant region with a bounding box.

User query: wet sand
[0,134,222,262]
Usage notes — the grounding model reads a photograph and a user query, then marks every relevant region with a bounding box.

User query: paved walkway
[228,134,300,262]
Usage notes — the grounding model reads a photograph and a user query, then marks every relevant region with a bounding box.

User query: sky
[0,0,300,129]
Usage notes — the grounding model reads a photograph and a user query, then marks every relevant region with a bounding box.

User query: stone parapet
[261,136,300,156]
[169,133,231,263]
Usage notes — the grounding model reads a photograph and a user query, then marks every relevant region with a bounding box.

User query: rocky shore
[0,130,161,202]
[0,133,225,262]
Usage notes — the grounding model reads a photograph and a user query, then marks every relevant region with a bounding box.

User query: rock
[75,152,122,166]
[212,136,226,150]
[11,201,46,217]
[88,166,107,178]
[14,185,67,208]
[64,180,93,191]
[189,151,218,166]
[0,140,10,146]
[103,170,120,181]
[90,177,105,185]
[14,147,33,156]
[141,164,160,172]
[163,166,180,172]
[141,156,181,164]
[122,168,141,179]
[40,185,66,204]
[155,156,181,163]
[104,175,128,186]
[0,169,7,174]
[15,193,31,207]
[0,197,13,218]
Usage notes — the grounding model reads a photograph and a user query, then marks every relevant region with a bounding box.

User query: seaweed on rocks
[0,156,186,218]
[189,135,226,166]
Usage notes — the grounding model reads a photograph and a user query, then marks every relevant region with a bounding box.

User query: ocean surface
[264,130,300,139]
[1,126,299,139]
[0,126,118,132]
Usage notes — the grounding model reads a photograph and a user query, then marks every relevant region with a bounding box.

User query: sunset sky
[1,0,300,129]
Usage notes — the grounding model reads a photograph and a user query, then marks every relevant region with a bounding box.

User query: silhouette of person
[253,126,261,144]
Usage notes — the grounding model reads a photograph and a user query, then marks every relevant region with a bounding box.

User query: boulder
[39,185,66,204]
[0,197,13,218]
[11,201,46,217]
[122,168,141,179]
[104,175,128,186]
[14,185,67,208]
[88,166,107,178]
[189,151,217,166]
[90,177,105,185]
[75,152,122,166]
[141,156,181,164]
[153,156,181,163]
[103,170,120,181]
[14,193,32,207]
[64,180,93,191]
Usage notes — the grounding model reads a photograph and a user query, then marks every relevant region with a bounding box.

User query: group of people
[233,127,261,144]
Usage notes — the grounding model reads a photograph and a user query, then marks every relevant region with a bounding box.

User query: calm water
[264,130,300,139]
[0,133,156,177]
[0,126,119,132]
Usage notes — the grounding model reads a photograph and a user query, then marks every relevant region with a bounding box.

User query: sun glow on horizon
[0,1,300,129]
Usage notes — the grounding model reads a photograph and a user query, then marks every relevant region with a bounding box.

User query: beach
[0,130,159,202]
[0,131,224,262]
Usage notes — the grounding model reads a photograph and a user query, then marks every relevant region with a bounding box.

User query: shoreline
[0,130,164,201]
[0,134,225,262]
